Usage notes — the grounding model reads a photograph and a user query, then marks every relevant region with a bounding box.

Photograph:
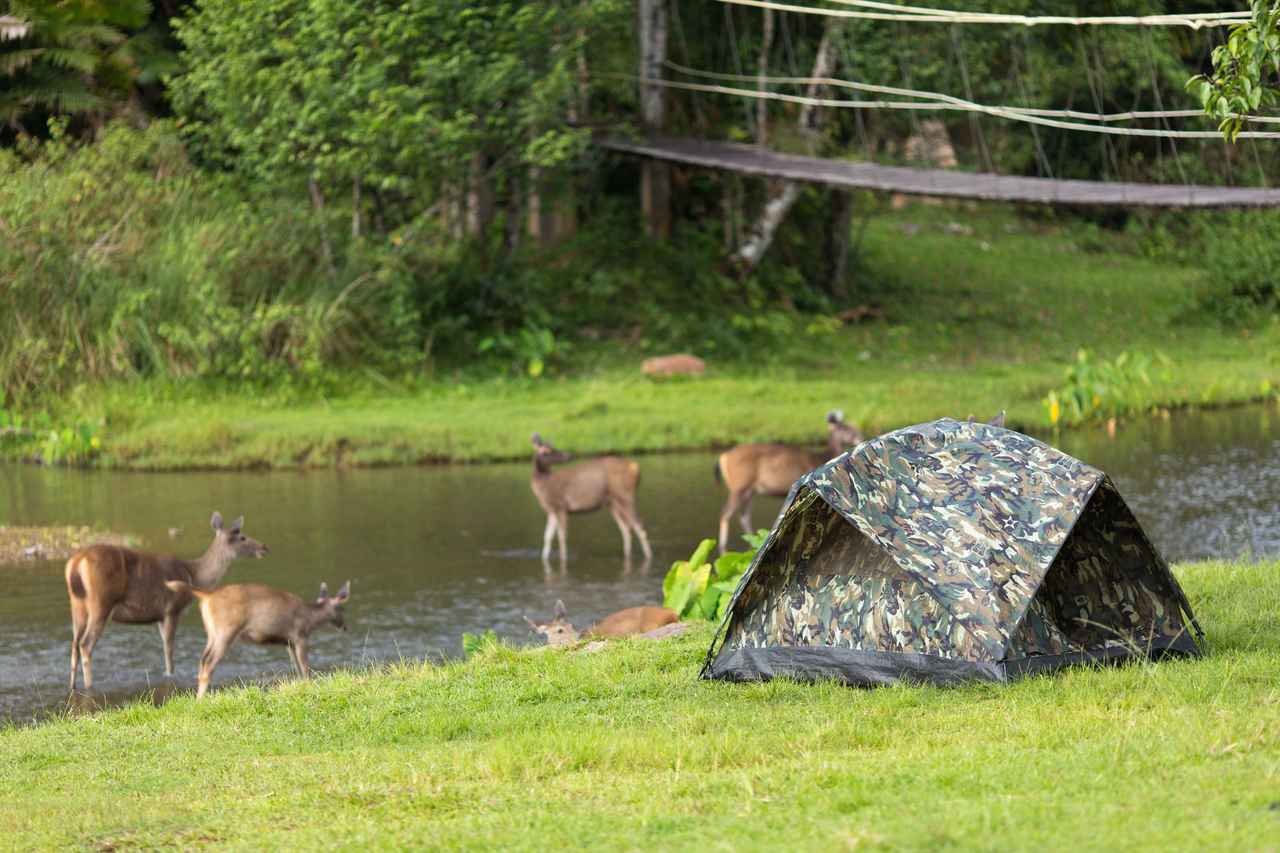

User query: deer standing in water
[65,512,269,691]
[714,410,864,553]
[529,433,652,565]
[164,579,350,699]
[525,599,678,646]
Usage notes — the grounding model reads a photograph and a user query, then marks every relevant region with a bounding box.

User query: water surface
[2,404,1277,723]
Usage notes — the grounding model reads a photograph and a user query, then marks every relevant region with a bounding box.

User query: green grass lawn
[2,559,1277,850]
[29,204,1280,469]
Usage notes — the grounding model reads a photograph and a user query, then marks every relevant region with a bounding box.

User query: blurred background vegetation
[1,0,1278,416]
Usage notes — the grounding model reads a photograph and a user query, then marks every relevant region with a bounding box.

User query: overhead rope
[626,75,1280,139]
[661,62,1280,126]
[716,0,1251,29]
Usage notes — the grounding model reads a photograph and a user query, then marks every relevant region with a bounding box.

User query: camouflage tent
[702,417,1202,686]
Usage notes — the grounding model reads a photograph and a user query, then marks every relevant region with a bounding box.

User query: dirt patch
[0,525,138,565]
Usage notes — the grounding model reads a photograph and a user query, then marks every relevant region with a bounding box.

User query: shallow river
[2,404,1278,723]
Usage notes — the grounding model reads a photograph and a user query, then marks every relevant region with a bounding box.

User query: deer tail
[65,557,87,599]
[713,458,723,484]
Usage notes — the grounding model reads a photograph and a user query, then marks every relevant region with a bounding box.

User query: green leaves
[662,536,762,623]
[1188,0,1280,142]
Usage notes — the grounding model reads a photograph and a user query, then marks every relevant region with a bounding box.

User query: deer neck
[189,540,234,589]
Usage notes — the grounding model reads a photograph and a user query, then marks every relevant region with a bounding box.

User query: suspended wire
[662,62,1280,126]
[626,73,1280,139]
[716,0,1250,29]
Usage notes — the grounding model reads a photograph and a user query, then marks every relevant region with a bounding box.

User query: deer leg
[555,511,569,565]
[737,492,755,536]
[287,642,302,677]
[69,601,87,691]
[541,514,558,561]
[620,503,652,561]
[158,613,179,677]
[609,505,633,560]
[294,639,311,679]
[78,607,111,692]
[719,490,748,553]
[197,632,236,700]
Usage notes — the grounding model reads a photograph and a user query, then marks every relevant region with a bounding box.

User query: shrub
[662,532,766,622]
[1197,211,1280,323]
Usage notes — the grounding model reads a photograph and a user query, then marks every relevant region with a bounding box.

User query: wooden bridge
[601,136,1280,208]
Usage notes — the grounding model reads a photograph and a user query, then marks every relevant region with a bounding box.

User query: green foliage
[461,630,502,659]
[169,0,618,229]
[0,122,422,406]
[0,0,178,133]
[1188,1,1280,142]
[1196,210,1280,321]
[663,535,764,622]
[1044,349,1168,427]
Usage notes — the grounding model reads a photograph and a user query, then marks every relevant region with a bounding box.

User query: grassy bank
[2,559,1278,849]
[37,203,1280,470]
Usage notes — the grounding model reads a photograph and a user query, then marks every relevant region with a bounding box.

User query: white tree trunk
[733,19,843,276]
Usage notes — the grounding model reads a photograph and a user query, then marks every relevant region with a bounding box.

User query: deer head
[825,410,864,452]
[315,581,351,631]
[531,433,572,470]
[210,511,270,560]
[967,411,1007,428]
[524,599,580,646]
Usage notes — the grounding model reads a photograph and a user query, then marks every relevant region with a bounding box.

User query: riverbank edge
[0,526,138,565]
[15,360,1280,472]
[1,559,1277,849]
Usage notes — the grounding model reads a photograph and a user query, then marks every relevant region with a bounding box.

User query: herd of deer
[58,410,1002,698]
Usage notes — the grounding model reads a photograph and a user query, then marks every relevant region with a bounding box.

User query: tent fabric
[702,417,1201,686]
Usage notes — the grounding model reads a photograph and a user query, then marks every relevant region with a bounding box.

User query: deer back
[719,443,816,496]
[586,606,679,638]
[199,583,308,645]
[67,545,194,623]
[535,459,611,512]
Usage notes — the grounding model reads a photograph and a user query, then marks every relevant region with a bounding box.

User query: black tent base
[704,635,1200,687]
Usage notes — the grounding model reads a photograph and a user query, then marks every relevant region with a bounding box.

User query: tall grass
[0,122,421,406]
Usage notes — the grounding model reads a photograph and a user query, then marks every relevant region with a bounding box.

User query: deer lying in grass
[530,433,652,565]
[65,512,268,691]
[164,579,350,699]
[525,599,679,646]
[714,410,863,552]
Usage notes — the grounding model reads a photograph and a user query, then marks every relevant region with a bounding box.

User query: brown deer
[530,433,652,565]
[714,410,863,552]
[968,410,1007,428]
[525,599,679,646]
[164,580,350,699]
[65,512,269,691]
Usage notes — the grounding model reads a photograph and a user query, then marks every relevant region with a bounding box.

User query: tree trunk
[638,0,670,239]
[825,190,855,296]
[466,152,494,237]
[307,177,334,274]
[756,9,774,148]
[732,18,843,278]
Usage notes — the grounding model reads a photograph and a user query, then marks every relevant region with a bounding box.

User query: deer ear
[229,515,244,533]
[988,410,1006,428]
[211,511,223,531]
[967,414,975,424]
[318,582,329,602]
[524,615,541,632]
[531,433,543,447]
[334,581,350,602]
[554,599,567,619]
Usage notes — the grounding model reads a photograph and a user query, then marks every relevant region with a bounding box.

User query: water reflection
[1,402,1276,723]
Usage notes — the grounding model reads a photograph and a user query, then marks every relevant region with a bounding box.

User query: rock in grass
[641,354,706,378]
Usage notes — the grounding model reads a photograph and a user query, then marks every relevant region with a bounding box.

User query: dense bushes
[0,123,421,405]
[1198,211,1280,322]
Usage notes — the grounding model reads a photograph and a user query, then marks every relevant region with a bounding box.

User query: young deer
[530,433,652,565]
[714,410,863,552]
[525,599,678,646]
[164,580,350,699]
[65,511,268,691]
